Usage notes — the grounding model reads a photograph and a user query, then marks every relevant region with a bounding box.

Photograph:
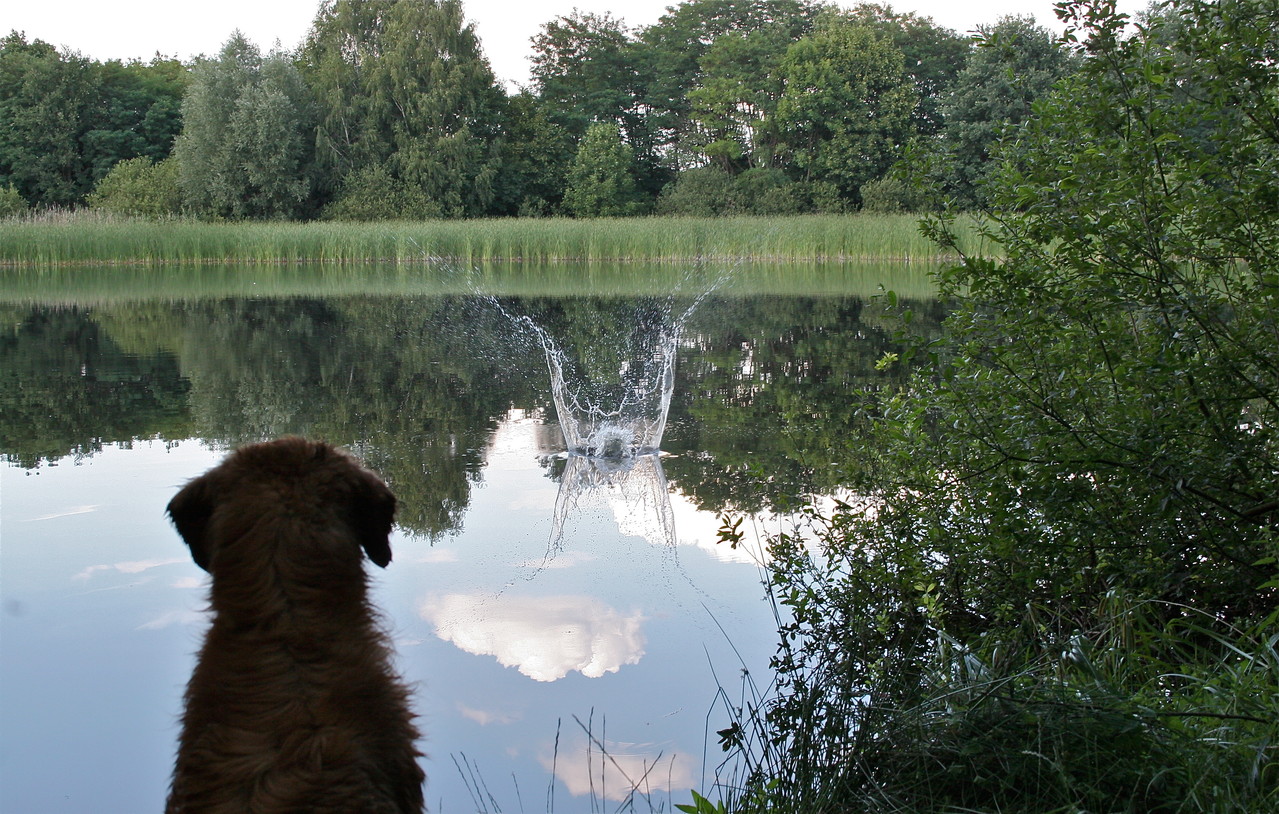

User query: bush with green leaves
[0,183,28,217]
[858,172,935,213]
[656,166,743,216]
[87,157,182,218]
[320,164,443,222]
[705,1,1279,811]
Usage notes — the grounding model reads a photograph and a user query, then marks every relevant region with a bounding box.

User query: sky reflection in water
[0,272,940,812]
[1,418,777,813]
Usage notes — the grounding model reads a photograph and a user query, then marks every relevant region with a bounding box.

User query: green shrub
[859,173,935,214]
[656,166,743,216]
[699,2,1279,811]
[0,183,29,216]
[321,164,443,221]
[734,168,802,216]
[794,180,847,213]
[87,157,183,218]
[0,184,29,218]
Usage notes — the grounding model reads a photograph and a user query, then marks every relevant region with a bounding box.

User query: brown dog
[165,437,425,814]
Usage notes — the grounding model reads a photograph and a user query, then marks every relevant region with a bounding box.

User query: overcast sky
[7,0,1144,89]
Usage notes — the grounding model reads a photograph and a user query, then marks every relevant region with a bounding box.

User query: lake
[0,261,941,813]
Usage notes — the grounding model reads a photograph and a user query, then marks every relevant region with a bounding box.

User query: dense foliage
[0,32,185,208]
[1,0,1074,219]
[174,33,317,219]
[702,0,1279,811]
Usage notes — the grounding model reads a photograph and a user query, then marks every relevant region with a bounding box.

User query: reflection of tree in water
[0,291,945,530]
[662,295,946,513]
[174,296,540,538]
[0,305,190,467]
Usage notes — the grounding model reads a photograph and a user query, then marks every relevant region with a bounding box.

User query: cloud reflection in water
[420,593,646,682]
[541,732,698,803]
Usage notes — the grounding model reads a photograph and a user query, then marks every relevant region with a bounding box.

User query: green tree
[937,15,1076,207]
[531,11,638,137]
[686,24,796,171]
[562,121,646,217]
[775,18,917,206]
[81,57,188,181]
[0,35,188,208]
[722,1,1279,810]
[836,3,968,137]
[531,10,669,200]
[173,32,316,219]
[302,0,505,218]
[636,0,821,168]
[0,33,99,206]
[489,92,576,216]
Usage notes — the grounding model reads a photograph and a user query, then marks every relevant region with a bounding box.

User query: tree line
[1,0,1077,221]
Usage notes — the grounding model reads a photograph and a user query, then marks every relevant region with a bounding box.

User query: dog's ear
[167,476,217,572]
[352,473,397,568]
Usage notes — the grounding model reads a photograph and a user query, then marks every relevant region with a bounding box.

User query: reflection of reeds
[452,712,685,813]
[0,259,943,305]
[0,212,987,267]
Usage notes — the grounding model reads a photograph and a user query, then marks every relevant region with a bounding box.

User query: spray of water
[486,261,733,459]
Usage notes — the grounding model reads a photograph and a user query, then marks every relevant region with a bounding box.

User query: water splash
[548,452,675,553]
[501,265,729,459]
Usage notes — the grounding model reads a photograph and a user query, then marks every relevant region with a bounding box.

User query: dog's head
[167,437,397,573]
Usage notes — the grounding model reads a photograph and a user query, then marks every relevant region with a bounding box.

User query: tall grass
[0,210,987,267]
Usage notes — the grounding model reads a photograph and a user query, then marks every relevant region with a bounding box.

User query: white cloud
[73,557,187,582]
[416,548,460,564]
[457,702,522,726]
[137,608,208,630]
[540,737,697,802]
[420,593,646,682]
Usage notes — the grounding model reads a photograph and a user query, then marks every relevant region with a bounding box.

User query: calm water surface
[0,262,940,813]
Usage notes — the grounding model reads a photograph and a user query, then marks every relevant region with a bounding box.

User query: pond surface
[0,261,941,813]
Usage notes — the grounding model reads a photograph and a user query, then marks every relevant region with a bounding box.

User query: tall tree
[562,121,646,217]
[82,58,188,182]
[530,11,668,199]
[173,32,317,219]
[302,0,506,218]
[775,18,917,205]
[530,11,638,137]
[836,3,968,136]
[489,91,576,215]
[686,24,795,171]
[636,0,822,168]
[938,15,1076,207]
[0,34,188,208]
[0,33,99,206]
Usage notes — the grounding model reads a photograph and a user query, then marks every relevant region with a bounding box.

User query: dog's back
[166,438,424,814]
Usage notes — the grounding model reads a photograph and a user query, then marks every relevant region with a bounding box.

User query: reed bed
[0,211,986,267]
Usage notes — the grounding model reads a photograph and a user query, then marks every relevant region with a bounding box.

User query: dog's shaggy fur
[165,437,425,814]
